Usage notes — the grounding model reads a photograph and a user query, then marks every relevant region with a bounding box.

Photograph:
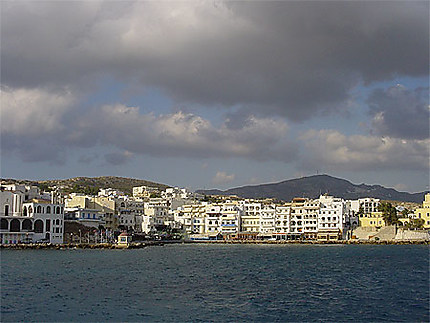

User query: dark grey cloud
[1,1,428,120]
[104,152,132,166]
[367,85,429,140]
[0,86,297,164]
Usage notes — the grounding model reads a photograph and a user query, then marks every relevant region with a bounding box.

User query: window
[34,220,44,233]
[36,205,42,213]
[47,206,51,213]
[4,205,9,216]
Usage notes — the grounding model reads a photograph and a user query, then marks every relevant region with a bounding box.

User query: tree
[378,202,399,226]
[401,208,410,218]
[405,218,424,229]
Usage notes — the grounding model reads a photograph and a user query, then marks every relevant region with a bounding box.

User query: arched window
[121,202,125,207]
[1,218,8,230]
[23,206,28,217]
[34,220,44,233]
[10,219,20,232]
[22,219,32,231]
[4,205,9,216]
[56,207,60,214]
[36,205,42,213]
[55,219,59,225]
[28,206,33,214]
[47,206,51,213]
[46,219,51,232]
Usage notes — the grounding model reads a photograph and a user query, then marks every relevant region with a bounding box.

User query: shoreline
[1,239,428,250]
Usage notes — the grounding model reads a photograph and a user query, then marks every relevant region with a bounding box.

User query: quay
[0,240,181,250]
[1,239,428,250]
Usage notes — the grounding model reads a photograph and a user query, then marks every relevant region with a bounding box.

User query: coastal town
[1,182,429,246]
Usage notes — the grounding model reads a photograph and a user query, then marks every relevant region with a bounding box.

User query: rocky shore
[0,240,176,250]
[1,239,428,250]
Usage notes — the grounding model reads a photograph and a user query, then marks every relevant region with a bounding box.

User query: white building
[132,186,159,199]
[317,195,345,240]
[260,204,276,236]
[219,202,241,236]
[274,205,290,238]
[240,201,261,233]
[1,186,64,244]
[349,198,380,215]
[142,199,172,233]
[64,207,105,229]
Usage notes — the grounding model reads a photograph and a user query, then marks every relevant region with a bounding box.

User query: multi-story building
[143,198,172,233]
[1,186,64,244]
[260,204,276,236]
[274,205,290,239]
[350,198,380,215]
[317,195,346,240]
[219,202,241,236]
[132,186,159,199]
[64,207,105,228]
[289,198,306,238]
[240,201,261,233]
[205,204,222,234]
[359,211,386,227]
[414,193,430,229]
[65,193,119,230]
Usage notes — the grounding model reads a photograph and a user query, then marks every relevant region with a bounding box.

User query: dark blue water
[1,244,429,322]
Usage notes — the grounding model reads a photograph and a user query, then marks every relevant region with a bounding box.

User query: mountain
[197,175,427,203]
[1,176,170,195]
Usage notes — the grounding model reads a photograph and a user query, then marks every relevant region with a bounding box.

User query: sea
[1,244,429,322]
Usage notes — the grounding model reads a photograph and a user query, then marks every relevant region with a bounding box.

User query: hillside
[197,175,427,203]
[1,176,170,195]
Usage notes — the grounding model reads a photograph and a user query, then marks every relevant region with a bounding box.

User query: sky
[1,1,429,193]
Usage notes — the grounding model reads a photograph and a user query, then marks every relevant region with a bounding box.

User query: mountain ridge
[197,174,427,203]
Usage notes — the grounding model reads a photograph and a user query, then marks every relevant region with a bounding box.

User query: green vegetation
[37,183,51,192]
[400,208,410,218]
[378,202,399,225]
[40,176,170,195]
[404,218,424,229]
[66,184,100,195]
[202,195,223,203]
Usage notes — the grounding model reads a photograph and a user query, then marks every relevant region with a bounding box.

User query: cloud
[367,85,429,140]
[76,104,296,162]
[104,151,133,166]
[299,129,429,171]
[0,86,76,135]
[1,90,297,164]
[1,1,428,120]
[0,86,77,164]
[212,171,235,185]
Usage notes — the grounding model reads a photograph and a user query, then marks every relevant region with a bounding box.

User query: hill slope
[197,175,427,203]
[1,176,170,195]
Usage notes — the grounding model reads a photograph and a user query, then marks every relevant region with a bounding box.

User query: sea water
[1,244,429,322]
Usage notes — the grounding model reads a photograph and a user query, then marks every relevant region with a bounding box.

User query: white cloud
[0,86,76,136]
[212,171,235,185]
[300,129,429,171]
[78,104,294,161]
